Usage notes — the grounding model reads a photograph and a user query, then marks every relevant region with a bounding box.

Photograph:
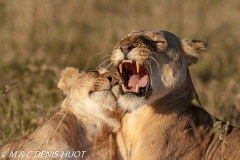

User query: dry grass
[0,0,240,145]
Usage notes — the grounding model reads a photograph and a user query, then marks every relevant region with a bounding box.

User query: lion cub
[0,67,121,160]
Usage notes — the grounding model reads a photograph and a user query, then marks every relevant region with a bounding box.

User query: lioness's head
[58,67,120,121]
[111,30,207,112]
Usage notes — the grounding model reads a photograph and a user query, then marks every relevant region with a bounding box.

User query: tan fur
[0,67,122,160]
[111,30,240,160]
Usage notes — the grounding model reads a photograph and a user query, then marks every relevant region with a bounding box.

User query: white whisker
[145,61,153,78]
[97,54,111,60]
[149,63,153,78]
[96,58,111,69]
[150,56,160,71]
[106,62,113,69]
[150,51,159,58]
[94,49,111,55]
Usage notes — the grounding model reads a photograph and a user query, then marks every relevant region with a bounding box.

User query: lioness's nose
[120,43,135,55]
[107,75,119,87]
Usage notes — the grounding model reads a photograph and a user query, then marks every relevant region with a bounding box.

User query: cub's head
[58,67,120,121]
[111,30,207,112]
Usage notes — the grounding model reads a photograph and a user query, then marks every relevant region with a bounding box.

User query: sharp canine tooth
[119,63,123,73]
[135,84,139,93]
[122,84,127,92]
[136,61,140,73]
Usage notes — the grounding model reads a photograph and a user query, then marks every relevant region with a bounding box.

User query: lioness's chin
[118,94,146,112]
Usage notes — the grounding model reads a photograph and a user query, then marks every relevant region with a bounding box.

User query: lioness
[0,67,121,160]
[111,30,240,160]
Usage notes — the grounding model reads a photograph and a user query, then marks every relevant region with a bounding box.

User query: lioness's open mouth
[118,59,150,96]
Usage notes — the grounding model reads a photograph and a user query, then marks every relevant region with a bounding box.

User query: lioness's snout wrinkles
[120,43,135,55]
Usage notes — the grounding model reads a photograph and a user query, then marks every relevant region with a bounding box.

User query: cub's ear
[58,67,86,95]
[181,39,207,66]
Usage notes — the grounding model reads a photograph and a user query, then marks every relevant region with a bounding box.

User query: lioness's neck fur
[0,109,84,159]
[118,68,240,160]
[154,69,198,113]
[61,98,118,141]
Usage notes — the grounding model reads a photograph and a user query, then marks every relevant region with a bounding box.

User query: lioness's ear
[58,67,85,95]
[181,39,207,66]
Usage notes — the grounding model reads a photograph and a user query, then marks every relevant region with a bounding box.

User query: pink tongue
[128,74,149,91]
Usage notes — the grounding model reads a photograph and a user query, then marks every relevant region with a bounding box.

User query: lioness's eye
[155,41,165,45]
[151,40,165,45]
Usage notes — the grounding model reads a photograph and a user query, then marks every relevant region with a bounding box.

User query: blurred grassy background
[0,0,240,144]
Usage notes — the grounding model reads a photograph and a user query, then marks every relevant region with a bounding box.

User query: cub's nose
[120,43,135,55]
[107,75,119,87]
